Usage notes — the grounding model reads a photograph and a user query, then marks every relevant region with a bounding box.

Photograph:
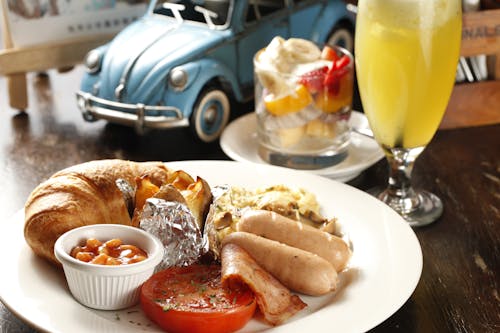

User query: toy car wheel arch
[326,21,354,53]
[191,88,230,143]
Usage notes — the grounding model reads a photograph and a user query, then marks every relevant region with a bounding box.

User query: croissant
[24,159,172,265]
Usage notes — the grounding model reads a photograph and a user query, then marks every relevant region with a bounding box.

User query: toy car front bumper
[76,91,188,133]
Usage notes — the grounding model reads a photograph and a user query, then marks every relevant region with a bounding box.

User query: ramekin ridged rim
[54,224,164,275]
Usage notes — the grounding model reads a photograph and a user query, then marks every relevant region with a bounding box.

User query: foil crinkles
[139,198,206,270]
[115,178,135,218]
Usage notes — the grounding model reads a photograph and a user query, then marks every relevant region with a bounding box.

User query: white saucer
[220,111,384,182]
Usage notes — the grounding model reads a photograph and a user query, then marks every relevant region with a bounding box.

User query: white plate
[0,161,422,333]
[220,112,384,182]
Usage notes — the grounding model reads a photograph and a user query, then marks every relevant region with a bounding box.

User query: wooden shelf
[442,80,500,129]
[0,35,113,76]
[441,9,500,129]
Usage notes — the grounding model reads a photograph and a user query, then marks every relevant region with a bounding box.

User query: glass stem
[381,146,424,214]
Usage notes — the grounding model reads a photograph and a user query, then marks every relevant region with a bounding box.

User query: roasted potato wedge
[134,175,160,210]
[154,184,188,205]
[167,170,195,191]
[132,170,212,230]
[181,177,213,230]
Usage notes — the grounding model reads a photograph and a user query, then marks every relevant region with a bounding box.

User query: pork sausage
[222,231,337,296]
[238,210,351,272]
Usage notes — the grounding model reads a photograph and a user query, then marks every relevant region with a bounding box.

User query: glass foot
[369,188,443,227]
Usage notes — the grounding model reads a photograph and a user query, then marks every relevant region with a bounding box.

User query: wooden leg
[7,73,28,110]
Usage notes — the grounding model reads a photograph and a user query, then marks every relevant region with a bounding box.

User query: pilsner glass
[354,0,462,226]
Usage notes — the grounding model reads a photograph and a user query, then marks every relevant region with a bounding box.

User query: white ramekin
[54,224,164,310]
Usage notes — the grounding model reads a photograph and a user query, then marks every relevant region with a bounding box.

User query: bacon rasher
[221,243,307,325]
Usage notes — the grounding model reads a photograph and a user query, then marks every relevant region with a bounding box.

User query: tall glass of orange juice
[355,0,462,226]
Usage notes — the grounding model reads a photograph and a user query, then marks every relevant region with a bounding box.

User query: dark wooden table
[0,68,499,333]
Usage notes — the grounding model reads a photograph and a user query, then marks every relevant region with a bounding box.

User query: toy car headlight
[84,49,101,74]
[76,93,86,111]
[169,67,188,90]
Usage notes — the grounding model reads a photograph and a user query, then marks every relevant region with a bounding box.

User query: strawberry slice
[335,55,350,70]
[323,75,340,95]
[323,55,351,95]
[320,46,338,62]
[298,66,328,93]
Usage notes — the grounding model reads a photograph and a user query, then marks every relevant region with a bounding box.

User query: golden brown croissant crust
[24,159,172,265]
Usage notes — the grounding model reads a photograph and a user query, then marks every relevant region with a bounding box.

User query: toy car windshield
[151,0,231,28]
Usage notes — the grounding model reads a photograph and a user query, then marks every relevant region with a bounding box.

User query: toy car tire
[326,21,354,53]
[191,88,230,143]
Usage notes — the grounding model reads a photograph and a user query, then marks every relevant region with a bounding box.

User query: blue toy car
[76,0,354,142]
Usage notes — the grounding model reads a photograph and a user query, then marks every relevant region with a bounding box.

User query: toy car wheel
[326,22,354,53]
[191,88,230,143]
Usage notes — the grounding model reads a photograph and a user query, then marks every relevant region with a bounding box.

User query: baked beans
[70,238,148,265]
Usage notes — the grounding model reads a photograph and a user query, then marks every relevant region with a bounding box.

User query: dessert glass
[254,38,353,170]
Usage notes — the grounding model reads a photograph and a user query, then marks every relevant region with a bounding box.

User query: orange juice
[355,0,462,148]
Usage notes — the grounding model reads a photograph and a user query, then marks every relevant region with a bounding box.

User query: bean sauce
[70,238,148,265]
